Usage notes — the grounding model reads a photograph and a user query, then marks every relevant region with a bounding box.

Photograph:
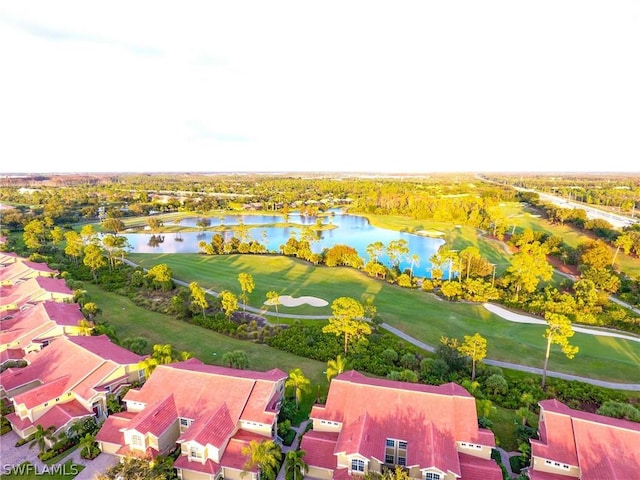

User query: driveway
[0,430,118,479]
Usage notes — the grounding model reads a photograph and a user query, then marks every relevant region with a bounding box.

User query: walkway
[123,259,640,390]
[495,447,521,479]
[275,420,311,480]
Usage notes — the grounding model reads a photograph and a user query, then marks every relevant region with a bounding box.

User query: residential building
[0,335,145,439]
[1,301,87,365]
[528,399,640,480]
[96,359,287,480]
[0,276,73,312]
[0,259,57,285]
[301,370,502,480]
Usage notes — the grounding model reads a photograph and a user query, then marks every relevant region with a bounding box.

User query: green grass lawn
[498,202,640,278]
[127,253,640,384]
[83,284,327,384]
[358,214,513,275]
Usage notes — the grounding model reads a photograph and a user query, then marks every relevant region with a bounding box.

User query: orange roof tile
[219,431,264,472]
[174,455,221,476]
[123,360,285,427]
[96,412,136,445]
[532,399,640,480]
[300,430,339,470]
[308,371,492,475]
[13,376,71,409]
[1,335,143,406]
[127,394,178,437]
[458,453,503,480]
[178,403,236,448]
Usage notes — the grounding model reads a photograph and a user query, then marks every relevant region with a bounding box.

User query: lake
[123,211,447,277]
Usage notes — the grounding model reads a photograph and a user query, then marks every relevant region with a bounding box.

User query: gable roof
[533,399,640,480]
[124,360,286,427]
[0,260,56,283]
[177,403,236,448]
[0,277,72,309]
[300,430,339,470]
[127,394,178,437]
[1,335,144,406]
[309,371,493,474]
[1,301,85,346]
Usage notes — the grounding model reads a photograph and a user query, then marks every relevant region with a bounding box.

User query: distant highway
[477,175,638,229]
[531,190,637,229]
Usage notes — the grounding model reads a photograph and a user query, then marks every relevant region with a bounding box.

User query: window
[425,473,440,480]
[385,438,408,466]
[351,459,365,472]
[131,434,143,448]
[180,418,190,427]
[190,446,202,459]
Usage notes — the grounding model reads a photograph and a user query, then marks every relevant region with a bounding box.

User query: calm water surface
[123,211,446,277]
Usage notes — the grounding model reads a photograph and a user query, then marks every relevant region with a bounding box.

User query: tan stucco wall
[532,457,580,477]
[305,466,333,480]
[99,441,121,455]
[156,419,180,453]
[179,468,214,480]
[224,466,254,480]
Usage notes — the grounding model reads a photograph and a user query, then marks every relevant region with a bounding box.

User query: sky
[1,1,639,174]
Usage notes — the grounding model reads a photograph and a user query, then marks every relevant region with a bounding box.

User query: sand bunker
[415,229,445,237]
[484,303,640,343]
[264,295,328,308]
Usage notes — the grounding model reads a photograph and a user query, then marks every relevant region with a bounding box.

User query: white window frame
[351,459,365,473]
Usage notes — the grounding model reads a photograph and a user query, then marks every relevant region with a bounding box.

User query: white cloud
[1,0,639,173]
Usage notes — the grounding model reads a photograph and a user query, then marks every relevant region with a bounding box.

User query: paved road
[124,259,640,390]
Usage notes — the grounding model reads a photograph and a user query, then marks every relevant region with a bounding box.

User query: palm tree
[29,424,55,454]
[242,439,282,480]
[285,369,310,409]
[152,344,174,365]
[285,450,308,480]
[138,357,159,378]
[78,433,98,458]
[326,355,346,383]
[77,318,94,336]
[266,291,280,313]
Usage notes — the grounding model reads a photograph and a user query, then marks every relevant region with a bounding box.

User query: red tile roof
[299,430,339,470]
[35,400,93,431]
[1,335,143,407]
[6,400,92,433]
[116,444,161,459]
[13,376,71,409]
[67,335,144,365]
[528,469,574,480]
[0,348,25,364]
[123,360,285,433]
[96,412,136,445]
[1,301,84,348]
[177,403,235,448]
[308,371,493,475]
[174,455,221,476]
[127,394,178,437]
[458,452,503,480]
[532,399,640,480]
[219,431,264,472]
[34,277,72,295]
[0,277,72,308]
[0,261,56,283]
[42,301,85,327]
